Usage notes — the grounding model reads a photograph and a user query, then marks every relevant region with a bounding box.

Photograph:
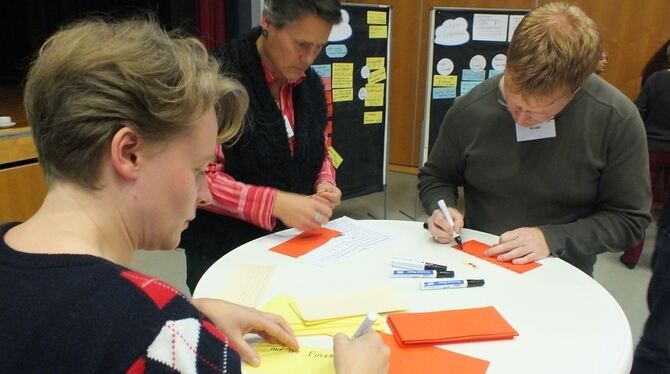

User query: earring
[261,29,268,38]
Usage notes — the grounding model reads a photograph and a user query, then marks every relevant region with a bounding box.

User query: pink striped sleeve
[315,156,337,188]
[202,151,277,231]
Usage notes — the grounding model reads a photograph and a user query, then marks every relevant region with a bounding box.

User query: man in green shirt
[419,2,651,275]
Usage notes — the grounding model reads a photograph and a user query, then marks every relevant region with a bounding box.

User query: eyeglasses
[497,79,579,125]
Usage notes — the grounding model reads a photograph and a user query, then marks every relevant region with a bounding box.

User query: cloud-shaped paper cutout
[329,9,352,42]
[434,17,470,46]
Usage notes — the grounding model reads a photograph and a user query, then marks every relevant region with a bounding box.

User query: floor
[132,171,654,347]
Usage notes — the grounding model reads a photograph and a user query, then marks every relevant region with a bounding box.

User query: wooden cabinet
[0,87,47,222]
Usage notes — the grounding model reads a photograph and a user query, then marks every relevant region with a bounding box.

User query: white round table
[194,220,633,374]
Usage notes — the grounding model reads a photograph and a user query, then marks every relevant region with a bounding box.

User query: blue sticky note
[311,64,332,78]
[326,44,348,58]
[433,87,456,99]
[462,69,486,81]
[460,81,482,96]
[488,70,503,78]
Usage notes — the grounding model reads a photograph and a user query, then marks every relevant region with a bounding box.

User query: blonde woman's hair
[505,2,601,96]
[24,18,247,188]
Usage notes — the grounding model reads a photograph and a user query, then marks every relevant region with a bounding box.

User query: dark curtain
[196,0,226,51]
[0,0,195,84]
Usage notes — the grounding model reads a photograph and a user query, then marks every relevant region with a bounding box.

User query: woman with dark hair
[620,41,670,269]
[181,0,344,292]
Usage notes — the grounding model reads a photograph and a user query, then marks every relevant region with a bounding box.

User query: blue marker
[390,269,454,278]
[420,279,485,290]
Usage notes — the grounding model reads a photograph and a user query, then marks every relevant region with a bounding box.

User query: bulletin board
[311,3,391,199]
[420,7,528,163]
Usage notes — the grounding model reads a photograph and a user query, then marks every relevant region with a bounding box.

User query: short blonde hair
[24,18,247,188]
[506,2,601,96]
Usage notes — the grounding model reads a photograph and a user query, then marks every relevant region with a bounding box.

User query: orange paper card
[379,332,490,374]
[456,240,542,273]
[269,227,341,258]
[387,306,518,345]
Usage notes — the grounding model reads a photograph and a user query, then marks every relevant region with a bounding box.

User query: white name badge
[515,119,556,142]
[283,113,294,138]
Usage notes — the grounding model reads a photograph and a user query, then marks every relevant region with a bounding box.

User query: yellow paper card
[368,68,386,84]
[328,146,343,169]
[367,11,387,25]
[366,57,385,71]
[332,88,353,102]
[364,111,383,124]
[292,285,408,322]
[434,74,459,87]
[261,294,384,336]
[369,25,388,39]
[365,83,385,107]
[332,63,353,88]
[244,343,335,374]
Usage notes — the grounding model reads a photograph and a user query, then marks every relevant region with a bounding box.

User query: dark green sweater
[419,74,652,274]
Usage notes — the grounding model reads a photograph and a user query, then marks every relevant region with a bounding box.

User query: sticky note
[455,240,542,273]
[364,111,383,124]
[460,81,482,96]
[269,227,342,258]
[366,57,385,70]
[332,88,353,102]
[369,25,388,39]
[365,83,385,107]
[328,146,343,168]
[332,63,353,88]
[462,69,486,81]
[368,67,386,84]
[433,75,457,87]
[311,64,331,78]
[367,11,387,25]
[432,87,456,99]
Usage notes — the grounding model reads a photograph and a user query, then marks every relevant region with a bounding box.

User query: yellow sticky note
[365,83,385,107]
[368,67,386,84]
[328,146,343,169]
[332,88,353,102]
[366,57,385,71]
[367,11,387,25]
[244,343,335,374]
[369,25,388,39]
[332,63,353,88]
[433,75,456,87]
[364,111,383,124]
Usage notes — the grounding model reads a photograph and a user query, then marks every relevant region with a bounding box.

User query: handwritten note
[328,146,343,168]
[332,88,353,102]
[369,25,388,39]
[332,63,353,88]
[368,67,386,84]
[364,83,385,107]
[366,57,385,70]
[299,217,389,267]
[364,111,383,124]
[244,343,335,374]
[367,11,387,25]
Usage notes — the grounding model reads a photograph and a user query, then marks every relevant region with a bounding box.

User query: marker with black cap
[420,279,485,290]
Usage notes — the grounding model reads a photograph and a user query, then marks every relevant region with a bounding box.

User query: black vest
[180,27,327,258]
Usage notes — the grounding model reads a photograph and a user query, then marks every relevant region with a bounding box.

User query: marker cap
[467,279,485,287]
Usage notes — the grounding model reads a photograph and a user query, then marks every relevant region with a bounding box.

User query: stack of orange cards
[379,332,490,374]
[457,240,542,273]
[387,306,518,345]
[269,227,341,258]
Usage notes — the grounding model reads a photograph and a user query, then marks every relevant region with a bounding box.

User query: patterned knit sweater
[0,222,241,373]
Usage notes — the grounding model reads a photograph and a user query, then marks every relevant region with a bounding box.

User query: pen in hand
[352,312,379,339]
[437,199,463,249]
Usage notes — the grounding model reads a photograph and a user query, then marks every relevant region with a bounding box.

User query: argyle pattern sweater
[0,222,241,373]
